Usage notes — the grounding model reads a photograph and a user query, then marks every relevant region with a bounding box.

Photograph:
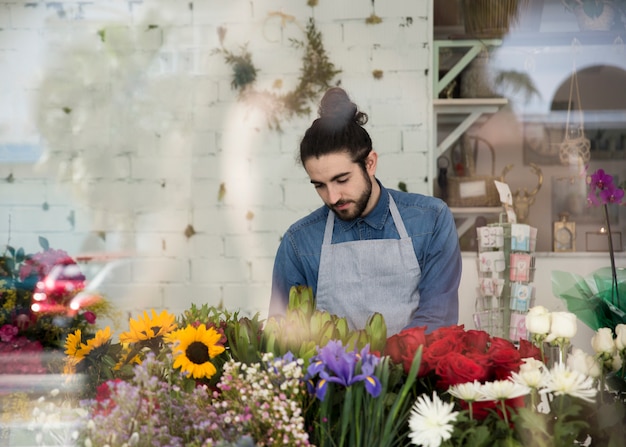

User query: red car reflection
[30,260,86,314]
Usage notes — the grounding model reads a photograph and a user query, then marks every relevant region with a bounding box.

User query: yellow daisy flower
[119,309,177,344]
[171,324,226,379]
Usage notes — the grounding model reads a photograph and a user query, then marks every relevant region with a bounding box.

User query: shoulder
[284,206,328,236]
[388,189,449,216]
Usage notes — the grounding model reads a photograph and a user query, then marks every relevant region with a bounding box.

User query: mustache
[333,200,351,208]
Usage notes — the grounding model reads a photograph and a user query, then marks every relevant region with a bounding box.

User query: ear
[365,151,378,176]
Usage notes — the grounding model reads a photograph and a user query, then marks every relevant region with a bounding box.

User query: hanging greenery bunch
[215,16,341,129]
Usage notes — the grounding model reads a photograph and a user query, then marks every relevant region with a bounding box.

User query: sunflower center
[186,341,210,364]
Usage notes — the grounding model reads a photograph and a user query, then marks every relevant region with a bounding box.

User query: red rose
[518,338,542,361]
[421,335,463,376]
[426,325,465,343]
[435,351,490,389]
[461,330,491,353]
[384,326,427,374]
[488,338,523,380]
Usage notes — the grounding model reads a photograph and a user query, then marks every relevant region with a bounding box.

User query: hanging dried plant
[215,17,341,130]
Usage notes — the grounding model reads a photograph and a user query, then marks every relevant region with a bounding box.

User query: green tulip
[316,320,338,347]
[310,310,333,335]
[365,312,387,353]
[334,316,350,341]
[288,285,315,315]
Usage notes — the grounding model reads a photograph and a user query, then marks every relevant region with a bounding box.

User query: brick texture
[0,0,433,322]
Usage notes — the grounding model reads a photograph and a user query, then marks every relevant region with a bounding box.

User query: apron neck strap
[323,193,409,244]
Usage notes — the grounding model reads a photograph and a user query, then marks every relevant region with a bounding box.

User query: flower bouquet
[7,287,626,447]
[0,237,103,373]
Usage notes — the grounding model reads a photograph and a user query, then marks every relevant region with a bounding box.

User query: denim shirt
[269,181,462,332]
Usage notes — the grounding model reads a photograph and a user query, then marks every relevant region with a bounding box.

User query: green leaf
[38,236,50,251]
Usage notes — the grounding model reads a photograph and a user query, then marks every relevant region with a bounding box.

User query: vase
[543,342,572,368]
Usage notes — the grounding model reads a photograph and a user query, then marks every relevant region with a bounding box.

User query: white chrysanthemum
[408,392,459,447]
[512,358,548,388]
[478,380,530,401]
[542,363,597,403]
[447,380,483,402]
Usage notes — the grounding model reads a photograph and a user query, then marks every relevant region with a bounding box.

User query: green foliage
[216,17,341,130]
[214,44,258,91]
[262,286,387,367]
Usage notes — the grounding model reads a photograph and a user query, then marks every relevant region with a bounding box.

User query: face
[304,151,379,221]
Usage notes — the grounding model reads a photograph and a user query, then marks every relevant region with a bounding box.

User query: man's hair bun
[318,87,368,126]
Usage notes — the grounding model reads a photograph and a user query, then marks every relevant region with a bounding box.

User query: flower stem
[603,204,620,308]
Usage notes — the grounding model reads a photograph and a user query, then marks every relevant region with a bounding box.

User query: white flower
[477,380,530,401]
[526,306,551,335]
[615,324,626,351]
[408,392,459,447]
[511,358,548,388]
[545,311,577,342]
[612,353,623,372]
[567,348,601,379]
[541,363,597,403]
[591,328,616,355]
[447,380,482,402]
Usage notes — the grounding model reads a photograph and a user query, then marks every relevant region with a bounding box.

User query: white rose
[525,306,551,335]
[547,311,577,341]
[591,327,616,355]
[612,353,623,372]
[567,348,601,378]
[615,324,626,351]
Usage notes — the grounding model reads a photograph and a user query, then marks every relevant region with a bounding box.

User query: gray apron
[316,194,422,336]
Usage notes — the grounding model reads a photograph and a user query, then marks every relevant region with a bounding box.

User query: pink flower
[83,311,97,324]
[0,324,19,342]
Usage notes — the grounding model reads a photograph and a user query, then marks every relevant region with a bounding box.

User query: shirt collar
[334,180,390,232]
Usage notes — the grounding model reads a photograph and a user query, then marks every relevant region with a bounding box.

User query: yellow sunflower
[170,324,226,379]
[114,343,142,370]
[77,326,112,357]
[64,329,84,359]
[119,309,177,344]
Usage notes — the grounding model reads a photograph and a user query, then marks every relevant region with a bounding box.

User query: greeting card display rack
[473,220,537,342]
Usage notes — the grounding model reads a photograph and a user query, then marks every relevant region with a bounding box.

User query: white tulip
[591,328,616,355]
[615,324,626,351]
[567,348,601,378]
[547,311,577,341]
[526,306,551,335]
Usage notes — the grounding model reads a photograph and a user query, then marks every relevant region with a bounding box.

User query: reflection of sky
[490,34,626,117]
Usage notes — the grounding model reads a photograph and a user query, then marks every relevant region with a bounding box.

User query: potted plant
[462,0,534,37]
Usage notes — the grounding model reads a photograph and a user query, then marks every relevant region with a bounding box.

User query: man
[269,87,461,335]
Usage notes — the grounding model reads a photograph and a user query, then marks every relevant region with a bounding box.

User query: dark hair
[299,88,372,169]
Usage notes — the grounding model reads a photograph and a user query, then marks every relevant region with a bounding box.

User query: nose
[326,185,342,204]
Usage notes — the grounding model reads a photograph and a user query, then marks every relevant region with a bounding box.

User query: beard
[331,173,373,221]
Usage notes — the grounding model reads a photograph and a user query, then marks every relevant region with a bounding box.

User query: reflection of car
[30,260,86,314]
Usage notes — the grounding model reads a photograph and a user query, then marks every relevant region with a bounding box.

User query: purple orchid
[305,340,382,401]
[587,168,624,206]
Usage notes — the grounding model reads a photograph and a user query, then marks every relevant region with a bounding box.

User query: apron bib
[316,194,421,336]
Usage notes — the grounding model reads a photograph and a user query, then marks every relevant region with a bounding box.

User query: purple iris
[305,340,382,401]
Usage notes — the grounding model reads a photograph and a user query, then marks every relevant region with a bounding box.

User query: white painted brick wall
[0,0,433,325]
